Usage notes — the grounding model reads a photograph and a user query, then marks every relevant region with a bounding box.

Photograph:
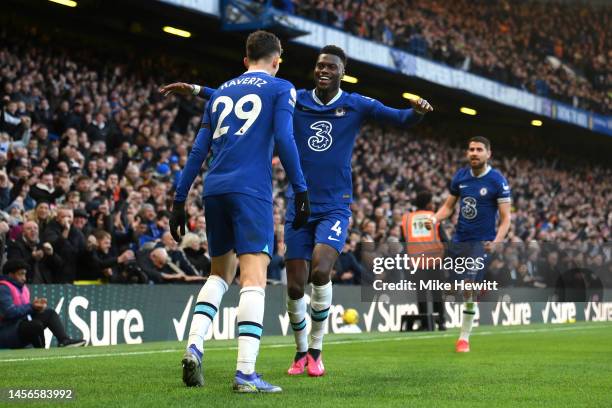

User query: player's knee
[311,262,334,285]
[287,282,305,300]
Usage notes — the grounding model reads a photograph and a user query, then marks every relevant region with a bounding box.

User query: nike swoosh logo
[327,236,340,242]
[173,295,194,341]
[502,184,510,191]
[459,184,468,188]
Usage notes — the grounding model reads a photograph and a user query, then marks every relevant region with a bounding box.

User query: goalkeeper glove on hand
[292,190,311,229]
[170,201,187,242]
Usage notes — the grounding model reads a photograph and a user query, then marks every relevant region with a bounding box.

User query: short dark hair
[414,190,433,210]
[3,259,29,275]
[319,45,347,67]
[468,136,491,150]
[246,30,282,61]
[157,210,172,220]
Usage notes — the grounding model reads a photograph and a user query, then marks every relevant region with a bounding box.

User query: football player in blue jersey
[160,45,432,377]
[170,30,310,393]
[425,136,511,353]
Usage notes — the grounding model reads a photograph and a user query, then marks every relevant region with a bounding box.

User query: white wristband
[191,84,201,96]
[430,216,438,224]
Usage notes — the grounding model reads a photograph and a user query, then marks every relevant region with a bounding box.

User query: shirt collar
[312,89,343,106]
[470,164,491,178]
[243,69,270,75]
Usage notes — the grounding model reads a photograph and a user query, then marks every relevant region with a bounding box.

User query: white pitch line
[0,324,610,363]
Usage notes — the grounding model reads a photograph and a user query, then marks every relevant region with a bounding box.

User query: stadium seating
[292,0,611,114]
[0,26,609,285]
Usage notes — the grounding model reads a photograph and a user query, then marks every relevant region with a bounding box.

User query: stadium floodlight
[48,0,77,7]
[163,26,192,38]
[531,119,543,127]
[341,75,358,84]
[460,107,477,116]
[402,92,420,101]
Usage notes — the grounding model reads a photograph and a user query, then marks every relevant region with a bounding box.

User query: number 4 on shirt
[331,220,342,236]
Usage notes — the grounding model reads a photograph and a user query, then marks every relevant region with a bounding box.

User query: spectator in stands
[137,204,165,247]
[0,260,85,348]
[25,201,52,234]
[72,208,93,237]
[537,251,561,288]
[41,206,86,283]
[80,230,138,282]
[136,247,205,284]
[7,221,62,284]
[332,240,363,284]
[191,214,207,243]
[159,231,201,277]
[28,172,64,205]
[179,233,211,277]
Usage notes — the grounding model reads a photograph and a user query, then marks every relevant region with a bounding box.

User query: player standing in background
[161,45,432,377]
[170,30,310,393]
[425,136,511,352]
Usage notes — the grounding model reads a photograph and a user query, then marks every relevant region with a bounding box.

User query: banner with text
[27,284,612,348]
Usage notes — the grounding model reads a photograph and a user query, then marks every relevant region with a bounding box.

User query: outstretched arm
[368,97,433,127]
[365,98,433,127]
[159,82,216,100]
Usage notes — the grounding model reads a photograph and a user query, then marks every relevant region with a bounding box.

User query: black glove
[292,190,311,229]
[170,201,186,242]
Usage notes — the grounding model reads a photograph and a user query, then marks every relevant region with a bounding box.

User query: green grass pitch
[1,322,611,407]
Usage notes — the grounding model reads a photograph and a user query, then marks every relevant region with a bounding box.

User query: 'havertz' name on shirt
[219,77,268,90]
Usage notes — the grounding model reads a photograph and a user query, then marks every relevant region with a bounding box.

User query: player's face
[467,142,491,169]
[314,54,343,92]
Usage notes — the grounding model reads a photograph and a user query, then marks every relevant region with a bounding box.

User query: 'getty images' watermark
[372,254,486,275]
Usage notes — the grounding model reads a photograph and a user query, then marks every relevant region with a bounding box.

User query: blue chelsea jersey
[449,165,511,242]
[179,71,306,203]
[287,89,422,203]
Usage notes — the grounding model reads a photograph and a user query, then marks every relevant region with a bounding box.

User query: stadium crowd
[290,0,611,115]
[0,28,610,289]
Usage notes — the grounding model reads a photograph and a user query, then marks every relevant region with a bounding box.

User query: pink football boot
[455,339,470,353]
[287,354,308,375]
[306,352,325,377]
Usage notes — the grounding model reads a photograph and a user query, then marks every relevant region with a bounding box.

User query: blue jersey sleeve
[198,86,216,99]
[494,174,512,204]
[449,170,461,196]
[273,83,307,193]
[175,105,213,202]
[356,94,423,127]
